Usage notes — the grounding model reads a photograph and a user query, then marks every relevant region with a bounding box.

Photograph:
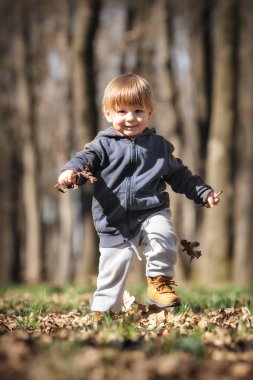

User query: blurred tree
[197,0,237,284]
[233,0,253,286]
[23,0,73,285]
[70,0,100,284]
[18,2,41,283]
[0,1,21,282]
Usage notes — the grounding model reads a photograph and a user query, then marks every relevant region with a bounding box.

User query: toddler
[57,73,220,312]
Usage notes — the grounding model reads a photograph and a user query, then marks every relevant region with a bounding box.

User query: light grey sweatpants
[91,209,178,312]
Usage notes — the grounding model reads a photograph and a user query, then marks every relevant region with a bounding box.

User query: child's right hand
[58,170,77,186]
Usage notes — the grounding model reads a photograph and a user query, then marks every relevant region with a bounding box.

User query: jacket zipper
[126,139,136,209]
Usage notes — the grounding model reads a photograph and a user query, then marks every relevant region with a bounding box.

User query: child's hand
[58,170,77,186]
[205,190,222,208]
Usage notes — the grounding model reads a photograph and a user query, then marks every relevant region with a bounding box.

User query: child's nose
[126,112,134,121]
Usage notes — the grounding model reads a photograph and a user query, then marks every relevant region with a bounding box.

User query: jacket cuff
[199,188,213,205]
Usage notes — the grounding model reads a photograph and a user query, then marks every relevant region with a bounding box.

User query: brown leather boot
[147,275,181,308]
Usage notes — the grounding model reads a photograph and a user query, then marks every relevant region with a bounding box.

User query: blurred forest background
[0,0,252,288]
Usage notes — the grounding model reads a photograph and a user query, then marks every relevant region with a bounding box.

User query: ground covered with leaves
[0,285,252,380]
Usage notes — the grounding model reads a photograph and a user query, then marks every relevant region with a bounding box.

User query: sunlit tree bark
[25,0,73,284]
[233,0,253,287]
[69,0,100,284]
[167,0,203,280]
[17,3,41,283]
[0,1,19,282]
[198,0,237,283]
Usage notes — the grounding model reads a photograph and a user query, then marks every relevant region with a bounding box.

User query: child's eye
[135,109,143,114]
[117,110,125,115]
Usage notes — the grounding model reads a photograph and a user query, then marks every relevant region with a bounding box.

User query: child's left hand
[205,191,222,208]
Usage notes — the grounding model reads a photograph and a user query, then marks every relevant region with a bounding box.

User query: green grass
[0,283,251,323]
[0,284,92,313]
[0,283,252,348]
[177,286,252,312]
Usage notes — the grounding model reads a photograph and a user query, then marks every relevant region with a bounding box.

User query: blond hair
[102,73,155,115]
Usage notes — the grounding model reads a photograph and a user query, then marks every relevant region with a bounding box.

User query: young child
[57,73,220,312]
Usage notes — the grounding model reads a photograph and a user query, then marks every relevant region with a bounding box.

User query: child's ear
[148,111,153,121]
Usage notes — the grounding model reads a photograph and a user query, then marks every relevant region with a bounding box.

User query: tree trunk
[165,0,205,280]
[25,0,73,284]
[15,3,41,283]
[232,0,253,287]
[0,1,22,282]
[197,0,237,284]
[69,0,101,284]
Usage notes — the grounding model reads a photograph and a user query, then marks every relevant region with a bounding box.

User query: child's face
[105,104,152,138]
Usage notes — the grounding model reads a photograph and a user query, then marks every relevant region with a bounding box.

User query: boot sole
[146,296,181,308]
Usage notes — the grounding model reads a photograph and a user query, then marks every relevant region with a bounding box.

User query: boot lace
[154,277,178,292]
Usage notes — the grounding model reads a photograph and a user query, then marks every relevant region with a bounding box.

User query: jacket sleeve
[60,140,102,185]
[163,155,213,205]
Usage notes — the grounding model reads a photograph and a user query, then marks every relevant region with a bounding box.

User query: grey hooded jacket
[61,127,213,247]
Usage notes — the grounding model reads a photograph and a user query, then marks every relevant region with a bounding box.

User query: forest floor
[0,284,252,380]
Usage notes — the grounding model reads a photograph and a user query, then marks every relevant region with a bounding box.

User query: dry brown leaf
[38,312,87,334]
[207,307,251,329]
[147,310,166,329]
[0,314,17,331]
